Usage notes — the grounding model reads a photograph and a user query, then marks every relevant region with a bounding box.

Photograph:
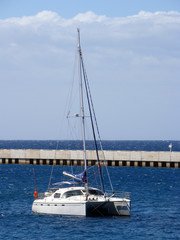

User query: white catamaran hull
[32,202,86,216]
[32,199,130,217]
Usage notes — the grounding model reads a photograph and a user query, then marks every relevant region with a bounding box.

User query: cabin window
[62,190,83,199]
[54,193,61,198]
[88,190,104,196]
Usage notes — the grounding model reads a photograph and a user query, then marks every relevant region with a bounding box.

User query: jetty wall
[0,149,180,168]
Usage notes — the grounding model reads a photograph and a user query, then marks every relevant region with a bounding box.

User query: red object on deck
[34,188,38,198]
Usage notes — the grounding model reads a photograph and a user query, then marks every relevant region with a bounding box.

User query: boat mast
[77,29,88,194]
[77,29,105,193]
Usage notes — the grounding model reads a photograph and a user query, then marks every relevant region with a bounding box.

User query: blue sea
[0,140,180,240]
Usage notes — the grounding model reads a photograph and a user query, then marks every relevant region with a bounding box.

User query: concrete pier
[0,149,180,168]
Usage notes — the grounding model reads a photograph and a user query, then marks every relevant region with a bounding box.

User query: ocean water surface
[0,141,180,239]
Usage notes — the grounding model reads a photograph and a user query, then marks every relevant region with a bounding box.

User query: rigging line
[48,40,79,189]
[48,133,63,189]
[87,168,100,179]
[48,46,77,190]
[48,164,54,189]
[47,136,61,189]
[67,117,79,140]
[80,52,105,193]
[89,202,105,217]
[33,168,37,189]
[80,54,114,193]
[81,61,114,193]
[82,73,105,191]
[67,50,78,116]
[88,170,101,188]
[48,117,64,189]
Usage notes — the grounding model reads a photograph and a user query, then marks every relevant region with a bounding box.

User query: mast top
[77,28,82,56]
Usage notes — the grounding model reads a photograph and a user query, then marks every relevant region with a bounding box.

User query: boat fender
[34,188,38,198]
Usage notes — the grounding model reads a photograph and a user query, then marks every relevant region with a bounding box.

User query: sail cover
[63,170,87,182]
[53,181,79,186]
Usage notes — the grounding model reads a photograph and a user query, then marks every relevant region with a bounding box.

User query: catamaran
[32,29,131,217]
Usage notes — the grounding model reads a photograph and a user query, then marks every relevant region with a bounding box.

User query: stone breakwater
[0,149,179,168]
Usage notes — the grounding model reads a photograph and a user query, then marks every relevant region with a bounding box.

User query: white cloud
[0,11,180,140]
[73,11,108,23]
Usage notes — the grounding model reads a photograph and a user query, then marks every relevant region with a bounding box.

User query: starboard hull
[86,200,130,217]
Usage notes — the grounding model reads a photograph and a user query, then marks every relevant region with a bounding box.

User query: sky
[0,0,180,140]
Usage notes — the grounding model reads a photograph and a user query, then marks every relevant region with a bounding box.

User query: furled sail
[63,170,87,182]
[53,181,79,186]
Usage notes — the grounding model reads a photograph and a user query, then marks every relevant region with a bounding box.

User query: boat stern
[113,199,131,216]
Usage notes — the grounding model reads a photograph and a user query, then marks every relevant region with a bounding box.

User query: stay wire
[48,44,78,189]
[79,50,105,193]
[80,52,114,193]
